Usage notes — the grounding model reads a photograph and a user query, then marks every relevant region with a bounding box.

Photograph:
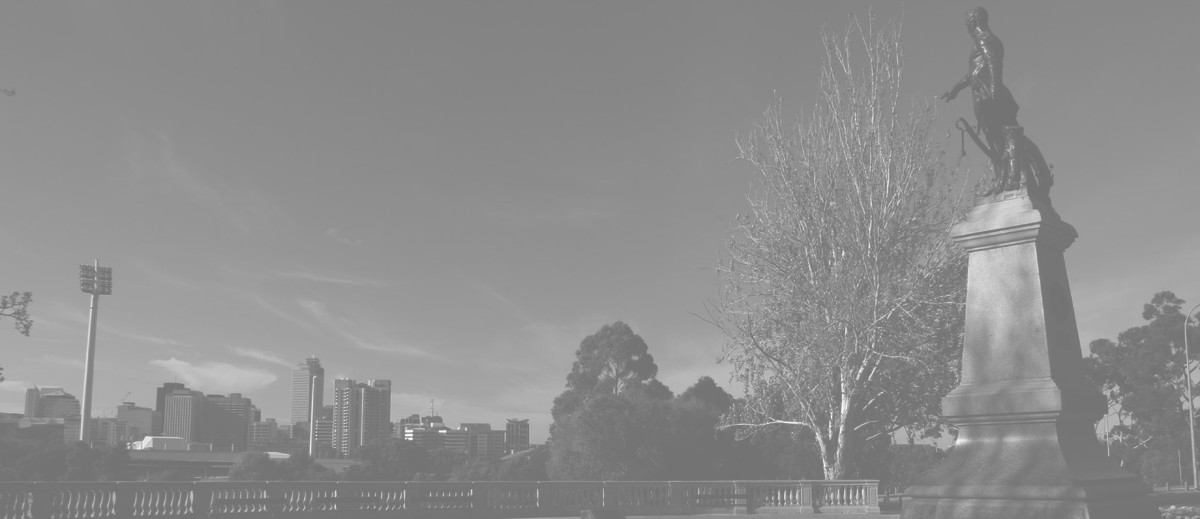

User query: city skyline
[2,2,1199,446]
[10,377,530,457]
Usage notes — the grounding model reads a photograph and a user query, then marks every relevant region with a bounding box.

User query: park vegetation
[1084,291,1200,486]
[710,16,969,479]
[0,291,34,383]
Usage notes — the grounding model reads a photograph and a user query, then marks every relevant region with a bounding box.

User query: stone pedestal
[901,193,1157,518]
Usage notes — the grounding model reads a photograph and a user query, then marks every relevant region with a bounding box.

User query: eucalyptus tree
[714,16,968,479]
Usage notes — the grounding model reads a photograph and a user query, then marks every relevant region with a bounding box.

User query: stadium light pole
[308,375,318,458]
[79,260,113,443]
[1184,301,1200,489]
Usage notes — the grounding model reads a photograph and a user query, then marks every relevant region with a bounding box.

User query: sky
[1,1,1197,445]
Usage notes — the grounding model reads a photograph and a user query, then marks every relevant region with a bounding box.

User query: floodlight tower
[1185,301,1200,489]
[79,260,112,443]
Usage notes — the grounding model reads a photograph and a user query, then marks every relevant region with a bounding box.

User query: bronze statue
[942,7,1052,197]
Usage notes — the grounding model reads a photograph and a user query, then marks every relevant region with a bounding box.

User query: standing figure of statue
[942,7,1052,197]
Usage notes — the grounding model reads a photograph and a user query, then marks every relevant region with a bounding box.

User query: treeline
[0,425,132,481]
[235,321,946,487]
[1084,291,1200,486]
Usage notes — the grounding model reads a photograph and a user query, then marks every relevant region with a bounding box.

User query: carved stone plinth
[901,192,1157,519]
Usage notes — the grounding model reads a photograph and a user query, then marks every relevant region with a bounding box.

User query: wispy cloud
[149,357,278,393]
[483,197,621,228]
[138,261,204,291]
[228,346,294,368]
[467,280,532,323]
[296,298,445,362]
[239,292,314,330]
[38,302,184,349]
[120,332,185,348]
[325,228,364,247]
[0,380,29,394]
[39,355,85,369]
[124,130,291,235]
[271,269,388,287]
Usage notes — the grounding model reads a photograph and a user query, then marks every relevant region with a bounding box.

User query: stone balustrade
[0,479,880,518]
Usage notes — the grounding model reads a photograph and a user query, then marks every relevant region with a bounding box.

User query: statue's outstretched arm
[942,75,970,102]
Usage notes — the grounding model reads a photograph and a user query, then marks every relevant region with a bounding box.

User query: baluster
[193,483,211,519]
[114,482,133,518]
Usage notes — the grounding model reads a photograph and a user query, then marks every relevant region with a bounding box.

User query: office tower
[476,430,507,460]
[451,423,491,457]
[153,382,187,434]
[404,425,446,451]
[312,418,333,455]
[24,388,38,417]
[249,418,280,451]
[89,417,139,446]
[162,389,205,443]
[332,378,391,457]
[24,387,82,420]
[363,379,391,444]
[203,393,253,452]
[506,418,530,454]
[443,429,470,454]
[291,357,324,426]
[397,414,421,426]
[116,402,154,438]
[309,405,334,456]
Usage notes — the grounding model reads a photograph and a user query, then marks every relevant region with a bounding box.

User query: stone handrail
[0,479,880,518]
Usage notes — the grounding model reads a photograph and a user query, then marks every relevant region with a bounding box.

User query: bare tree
[712,15,968,479]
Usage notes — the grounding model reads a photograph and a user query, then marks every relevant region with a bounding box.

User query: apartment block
[24,387,81,420]
[506,418,531,454]
[332,378,391,457]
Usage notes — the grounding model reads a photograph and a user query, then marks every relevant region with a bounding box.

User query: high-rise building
[404,425,446,451]
[116,402,154,438]
[476,430,507,460]
[24,387,82,420]
[203,393,253,452]
[312,418,334,453]
[153,382,187,435]
[88,417,139,446]
[332,378,391,457]
[506,418,530,454]
[291,357,324,426]
[24,388,39,417]
[363,379,391,443]
[162,389,205,443]
[249,418,280,451]
[161,390,254,451]
[443,429,470,454]
[446,423,494,457]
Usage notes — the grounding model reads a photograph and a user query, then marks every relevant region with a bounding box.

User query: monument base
[902,414,1157,518]
[902,496,1157,519]
[901,193,1156,518]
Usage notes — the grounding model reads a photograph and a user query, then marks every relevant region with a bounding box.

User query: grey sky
[1,1,1197,443]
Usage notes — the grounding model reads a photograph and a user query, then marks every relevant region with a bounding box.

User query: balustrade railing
[0,479,879,518]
